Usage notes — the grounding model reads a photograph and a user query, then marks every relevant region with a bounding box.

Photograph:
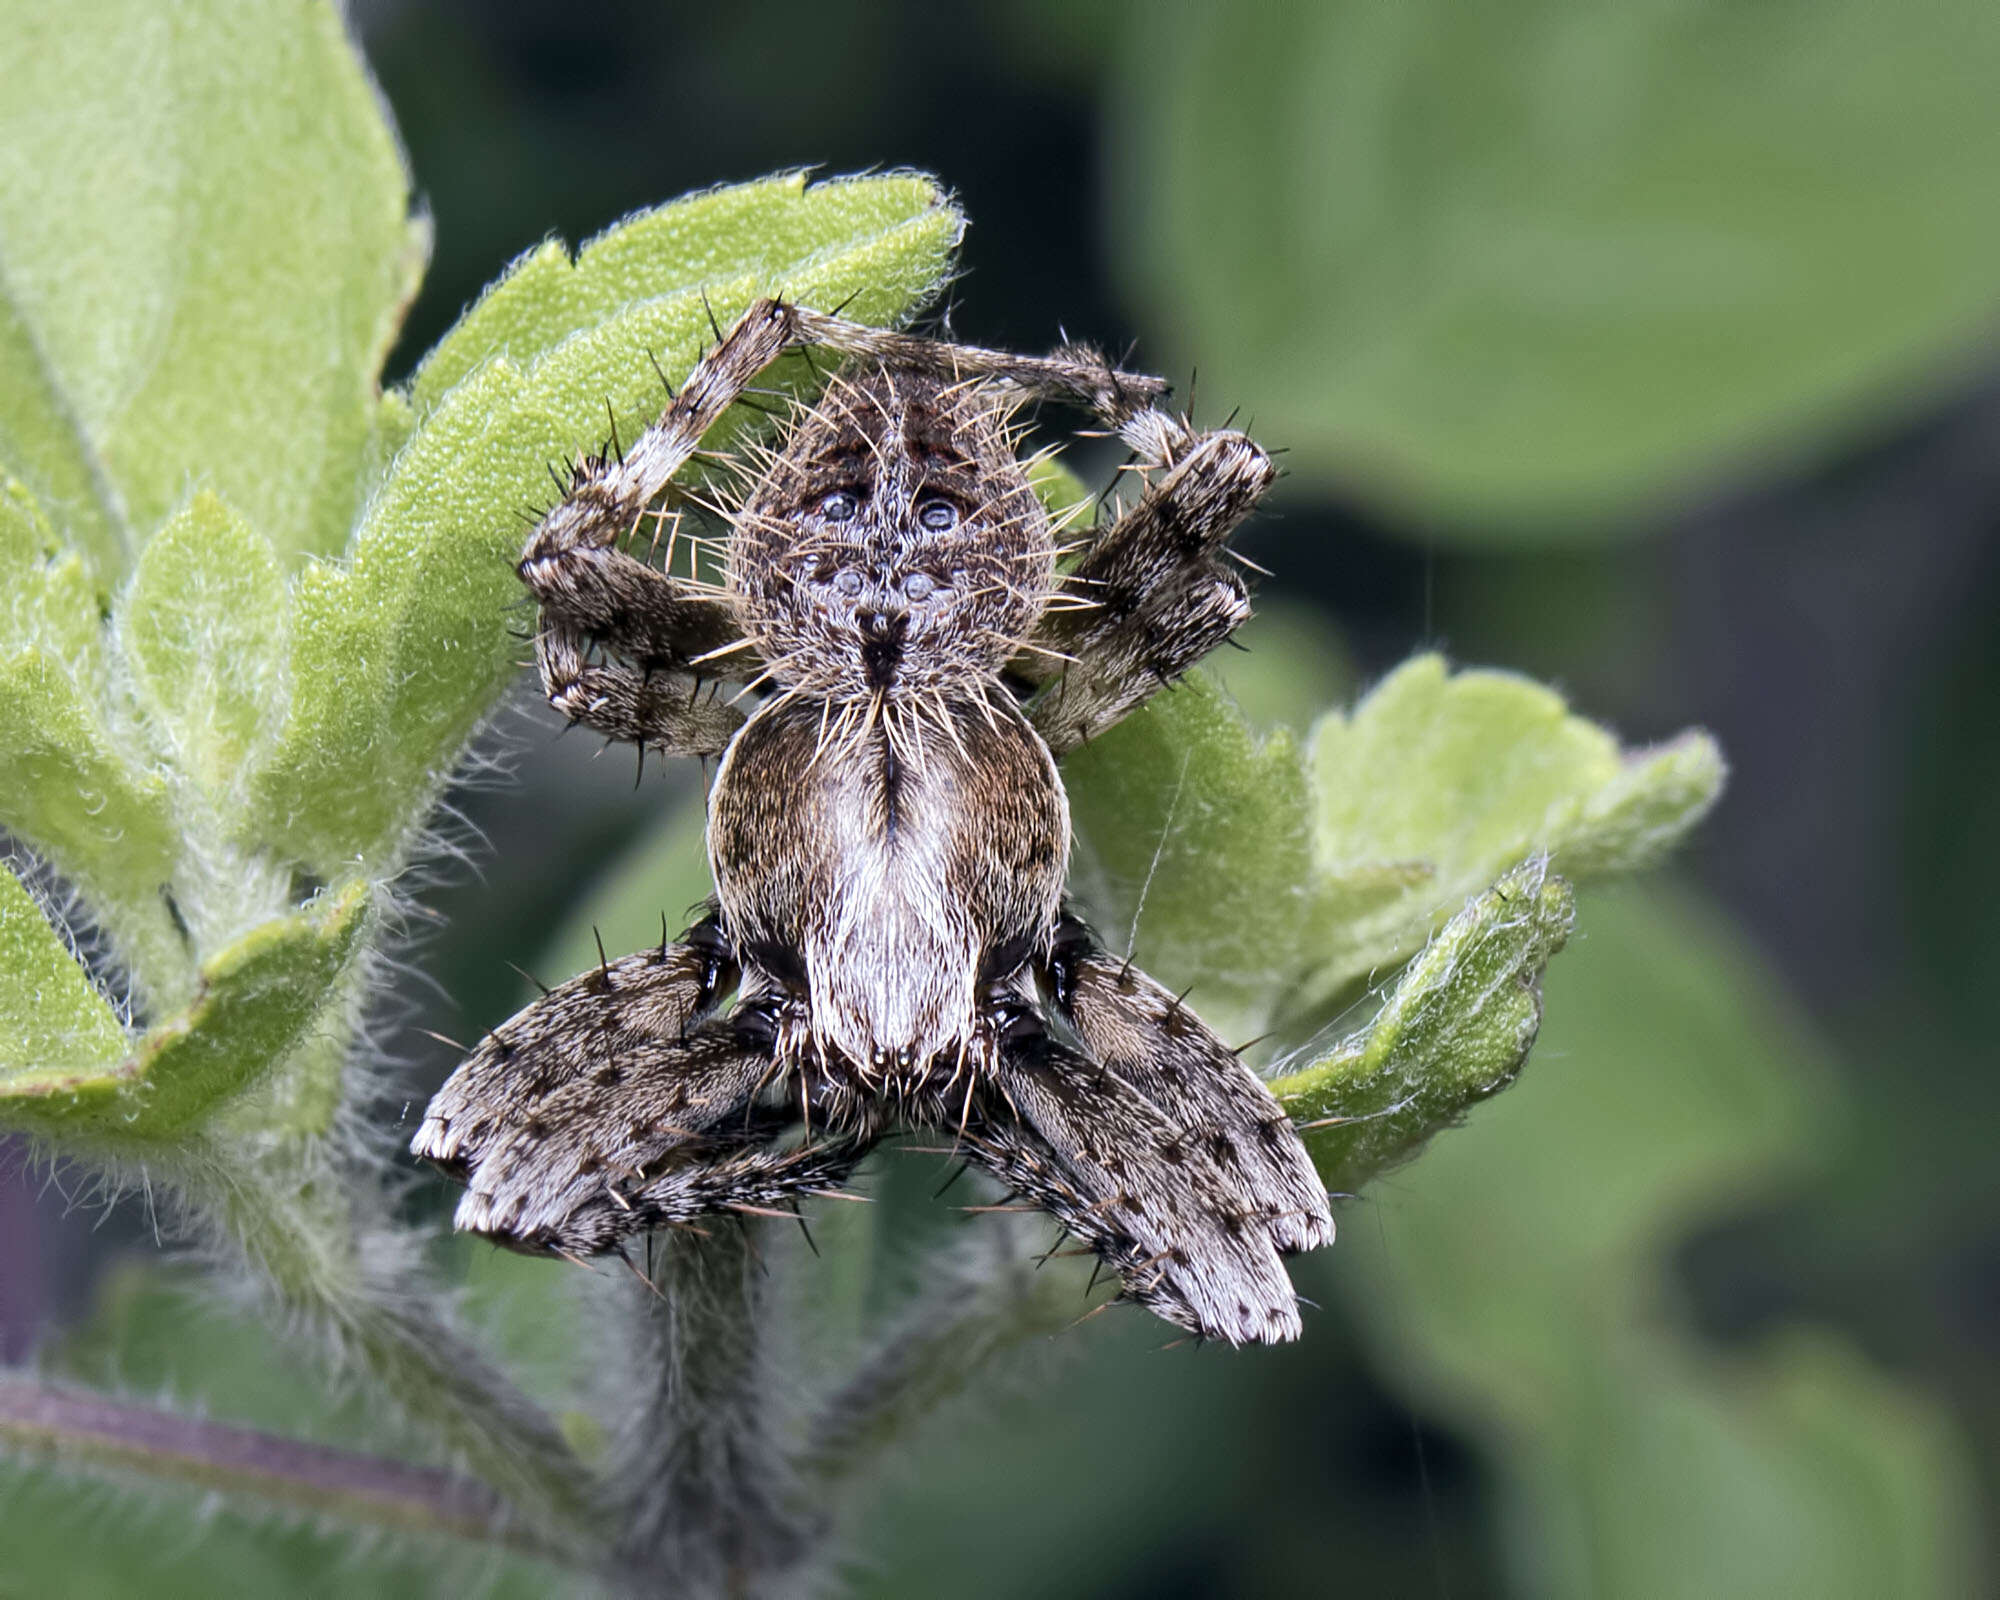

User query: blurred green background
[6,1,1998,1594]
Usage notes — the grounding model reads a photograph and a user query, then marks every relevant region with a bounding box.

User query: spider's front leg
[412,914,869,1254]
[520,300,807,756]
[1025,402,1275,755]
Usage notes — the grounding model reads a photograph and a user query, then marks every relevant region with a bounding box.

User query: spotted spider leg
[412,915,872,1251]
[1016,400,1275,756]
[906,913,1329,1346]
[969,1035,1306,1344]
[517,304,810,758]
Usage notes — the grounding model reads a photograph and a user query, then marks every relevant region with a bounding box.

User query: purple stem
[0,1376,557,1558]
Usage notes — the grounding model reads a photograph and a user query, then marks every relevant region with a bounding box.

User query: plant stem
[187,1136,609,1554]
[0,1374,555,1555]
[610,1224,813,1598]
[801,1212,1075,1495]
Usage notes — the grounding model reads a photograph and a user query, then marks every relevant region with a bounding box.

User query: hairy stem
[801,1212,1076,1495]
[610,1223,813,1599]
[183,1136,608,1554]
[0,1374,555,1554]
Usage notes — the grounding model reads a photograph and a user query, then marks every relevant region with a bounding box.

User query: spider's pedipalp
[1018,416,1275,754]
[535,629,747,760]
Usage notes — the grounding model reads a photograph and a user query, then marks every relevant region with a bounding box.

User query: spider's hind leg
[1042,915,1333,1257]
[973,1032,1305,1346]
[958,917,1331,1344]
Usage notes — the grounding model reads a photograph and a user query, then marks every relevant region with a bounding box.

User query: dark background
[6,2,1997,1594]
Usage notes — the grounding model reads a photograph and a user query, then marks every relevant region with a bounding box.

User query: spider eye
[834,568,864,598]
[915,498,958,533]
[902,571,936,602]
[820,489,860,522]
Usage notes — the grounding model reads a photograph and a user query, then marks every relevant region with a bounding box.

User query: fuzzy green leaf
[0,0,423,569]
[0,881,368,1134]
[0,859,129,1086]
[1304,654,1724,1002]
[0,478,103,675]
[1113,0,2000,536]
[0,648,177,918]
[1064,676,1320,1042]
[0,301,123,586]
[252,173,963,875]
[1064,655,1723,1042]
[1271,856,1575,1191]
[1338,884,1980,1597]
[122,493,287,798]
[411,170,954,413]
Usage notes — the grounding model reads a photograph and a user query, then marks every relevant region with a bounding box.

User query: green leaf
[0,881,368,1134]
[0,859,128,1086]
[0,648,178,933]
[0,0,423,569]
[1062,654,1722,1041]
[252,172,963,875]
[1337,883,1980,1597]
[0,478,103,675]
[1304,654,1723,1001]
[1064,674,1320,1042]
[411,170,955,413]
[0,301,122,585]
[1270,856,1575,1191]
[121,492,287,799]
[1111,0,2000,536]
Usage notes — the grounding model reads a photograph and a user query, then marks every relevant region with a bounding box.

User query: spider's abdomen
[707,691,1067,1077]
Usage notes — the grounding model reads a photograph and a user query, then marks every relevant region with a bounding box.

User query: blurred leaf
[538,789,715,996]
[1112,0,2000,536]
[0,858,128,1086]
[252,173,963,874]
[0,478,103,673]
[1063,655,1722,1041]
[121,492,287,799]
[1271,856,1574,1191]
[0,0,423,568]
[1342,883,1980,1597]
[0,881,367,1134]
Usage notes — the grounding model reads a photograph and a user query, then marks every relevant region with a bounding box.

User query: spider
[412,299,1334,1344]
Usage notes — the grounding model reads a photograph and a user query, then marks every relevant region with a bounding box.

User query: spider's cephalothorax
[728,364,1054,697]
[413,300,1334,1344]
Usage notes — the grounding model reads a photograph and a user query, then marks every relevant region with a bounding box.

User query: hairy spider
[412,299,1334,1344]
